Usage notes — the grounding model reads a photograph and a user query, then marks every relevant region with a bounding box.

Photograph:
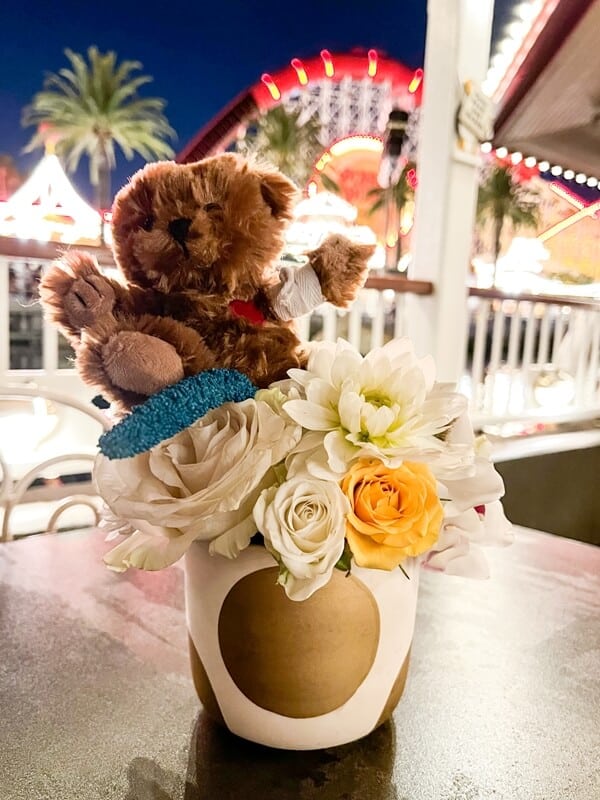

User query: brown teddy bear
[40,154,373,410]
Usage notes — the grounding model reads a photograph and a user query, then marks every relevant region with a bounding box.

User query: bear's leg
[102,332,185,396]
[79,315,216,410]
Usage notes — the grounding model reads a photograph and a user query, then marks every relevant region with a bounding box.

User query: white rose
[95,398,301,571]
[253,475,350,601]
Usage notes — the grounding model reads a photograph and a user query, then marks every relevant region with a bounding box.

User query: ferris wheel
[178,50,423,162]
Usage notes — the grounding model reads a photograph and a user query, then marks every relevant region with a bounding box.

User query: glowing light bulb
[261,73,281,100]
[524,156,537,167]
[320,49,334,77]
[291,58,309,86]
[481,142,492,153]
[563,169,575,180]
[408,68,423,93]
[586,177,598,187]
[575,173,587,184]
[511,152,523,164]
[496,147,508,158]
[367,49,378,77]
[538,161,550,172]
[550,165,563,176]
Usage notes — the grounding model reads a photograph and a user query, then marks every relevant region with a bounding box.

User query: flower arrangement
[95,339,512,600]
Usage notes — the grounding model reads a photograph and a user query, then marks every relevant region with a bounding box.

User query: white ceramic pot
[185,542,419,750]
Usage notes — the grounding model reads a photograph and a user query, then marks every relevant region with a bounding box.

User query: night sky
[2,0,514,201]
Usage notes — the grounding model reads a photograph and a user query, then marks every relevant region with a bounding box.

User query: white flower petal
[103,526,198,572]
[283,400,339,430]
[442,457,505,511]
[209,515,257,559]
[424,545,491,579]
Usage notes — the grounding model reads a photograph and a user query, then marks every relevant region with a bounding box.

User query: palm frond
[22,45,176,201]
[238,105,323,185]
[477,165,540,230]
[366,163,416,216]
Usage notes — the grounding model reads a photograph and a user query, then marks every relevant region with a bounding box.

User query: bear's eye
[204,202,222,213]
[141,215,154,231]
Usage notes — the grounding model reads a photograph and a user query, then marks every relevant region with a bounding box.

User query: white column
[407,0,494,382]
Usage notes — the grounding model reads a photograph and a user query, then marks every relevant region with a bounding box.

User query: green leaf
[335,540,353,575]
[276,562,290,587]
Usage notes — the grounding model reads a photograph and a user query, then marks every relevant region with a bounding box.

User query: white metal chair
[0,385,110,541]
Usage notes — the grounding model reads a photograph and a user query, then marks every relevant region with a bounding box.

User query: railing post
[406,0,494,383]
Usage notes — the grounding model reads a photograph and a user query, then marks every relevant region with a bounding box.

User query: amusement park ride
[178,49,424,162]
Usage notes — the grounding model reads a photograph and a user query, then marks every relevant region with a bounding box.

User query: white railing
[300,281,600,427]
[463,288,600,427]
[1,250,599,458]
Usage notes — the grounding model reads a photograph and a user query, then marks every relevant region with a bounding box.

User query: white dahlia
[283,339,472,476]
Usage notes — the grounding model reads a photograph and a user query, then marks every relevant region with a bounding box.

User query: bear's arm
[306,234,373,307]
[39,252,161,344]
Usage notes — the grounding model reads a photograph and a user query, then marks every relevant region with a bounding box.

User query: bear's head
[111,154,298,297]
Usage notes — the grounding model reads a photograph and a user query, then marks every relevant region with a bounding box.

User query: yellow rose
[342,460,443,570]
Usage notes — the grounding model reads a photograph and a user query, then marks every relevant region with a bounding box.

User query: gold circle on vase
[217,567,380,718]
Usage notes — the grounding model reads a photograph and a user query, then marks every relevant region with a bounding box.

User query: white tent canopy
[0,153,101,244]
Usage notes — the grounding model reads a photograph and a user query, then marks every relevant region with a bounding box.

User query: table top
[1,527,599,800]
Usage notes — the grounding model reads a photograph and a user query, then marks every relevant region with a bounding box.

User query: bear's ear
[256,169,298,220]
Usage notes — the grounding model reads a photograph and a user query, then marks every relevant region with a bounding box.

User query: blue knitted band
[98,369,257,460]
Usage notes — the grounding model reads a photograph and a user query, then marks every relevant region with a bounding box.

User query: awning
[494,0,600,177]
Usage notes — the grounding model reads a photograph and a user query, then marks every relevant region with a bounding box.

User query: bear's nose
[168,217,192,244]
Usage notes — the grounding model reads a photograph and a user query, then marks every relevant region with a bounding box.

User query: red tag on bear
[228,299,265,326]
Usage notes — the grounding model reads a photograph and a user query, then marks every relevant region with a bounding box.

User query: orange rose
[342,460,443,570]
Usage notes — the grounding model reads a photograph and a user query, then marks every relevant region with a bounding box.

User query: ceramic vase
[184,542,418,750]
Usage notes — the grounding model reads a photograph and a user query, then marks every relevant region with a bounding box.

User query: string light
[483,0,555,99]
[489,147,600,187]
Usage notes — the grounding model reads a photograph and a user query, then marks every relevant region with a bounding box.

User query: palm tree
[238,105,323,186]
[22,46,176,209]
[477,164,539,287]
[367,162,416,264]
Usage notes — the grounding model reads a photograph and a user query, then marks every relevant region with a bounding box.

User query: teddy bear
[39,154,373,411]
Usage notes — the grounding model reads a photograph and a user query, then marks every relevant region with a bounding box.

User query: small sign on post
[456,80,494,152]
